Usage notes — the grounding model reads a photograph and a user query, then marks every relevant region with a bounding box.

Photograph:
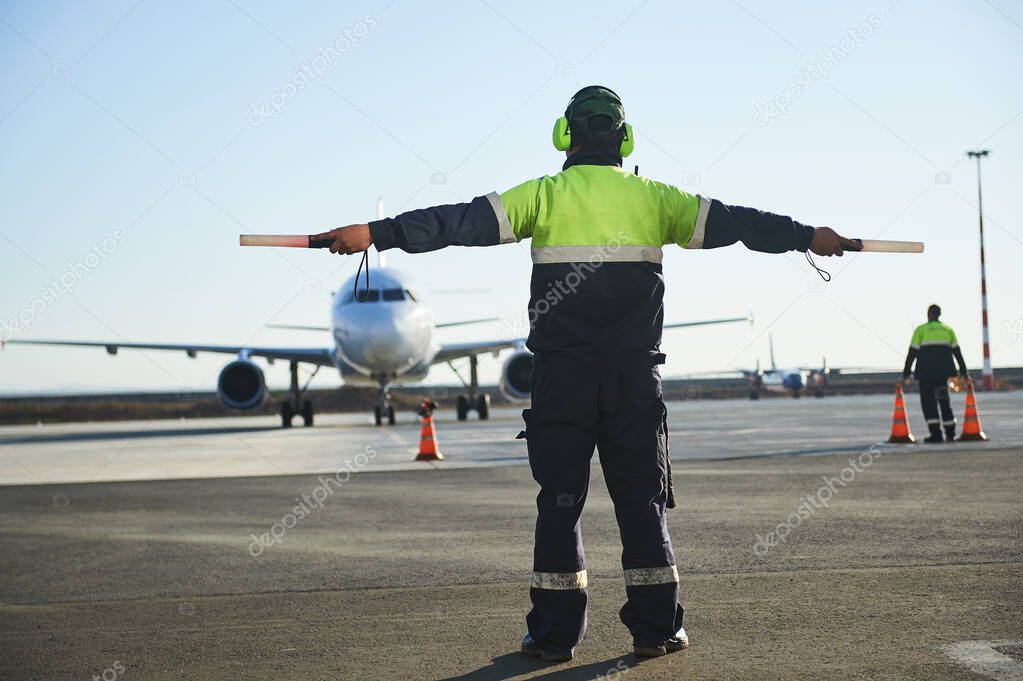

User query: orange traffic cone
[957,381,989,442]
[415,400,444,461]
[888,383,916,443]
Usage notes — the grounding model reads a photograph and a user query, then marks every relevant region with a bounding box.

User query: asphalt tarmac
[2,391,1021,485]
[0,394,1020,680]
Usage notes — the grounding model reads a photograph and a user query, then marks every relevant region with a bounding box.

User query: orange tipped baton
[888,383,917,443]
[957,380,989,442]
[415,399,444,461]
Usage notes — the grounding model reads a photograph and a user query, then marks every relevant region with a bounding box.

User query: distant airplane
[741,335,834,399]
[6,203,753,426]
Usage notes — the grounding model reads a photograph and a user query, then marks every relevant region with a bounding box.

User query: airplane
[741,335,834,399]
[5,265,757,426]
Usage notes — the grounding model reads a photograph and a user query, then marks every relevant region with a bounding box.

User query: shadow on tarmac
[440,653,642,680]
[0,424,279,445]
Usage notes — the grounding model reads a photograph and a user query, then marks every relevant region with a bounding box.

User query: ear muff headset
[552,86,635,157]
[553,119,635,157]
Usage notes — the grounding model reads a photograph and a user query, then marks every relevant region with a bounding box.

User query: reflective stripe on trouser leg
[621,563,682,646]
[532,570,588,590]
[624,565,679,587]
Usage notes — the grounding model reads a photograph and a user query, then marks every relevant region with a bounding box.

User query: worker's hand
[312,224,373,255]
[899,376,912,386]
[810,227,862,257]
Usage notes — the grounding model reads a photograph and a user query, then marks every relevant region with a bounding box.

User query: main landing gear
[374,380,396,426]
[449,355,491,421]
[281,360,319,428]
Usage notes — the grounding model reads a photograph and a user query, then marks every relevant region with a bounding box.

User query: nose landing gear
[374,381,396,426]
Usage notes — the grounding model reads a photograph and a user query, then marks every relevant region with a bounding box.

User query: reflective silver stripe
[926,418,940,424]
[910,344,921,350]
[920,340,952,347]
[485,191,516,244]
[623,565,679,587]
[942,419,957,426]
[531,245,662,264]
[532,570,588,590]
[685,195,711,249]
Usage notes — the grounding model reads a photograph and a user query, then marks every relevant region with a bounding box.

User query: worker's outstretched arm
[702,200,860,256]
[666,186,859,256]
[314,186,536,255]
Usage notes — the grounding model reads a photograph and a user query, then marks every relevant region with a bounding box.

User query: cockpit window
[339,286,416,305]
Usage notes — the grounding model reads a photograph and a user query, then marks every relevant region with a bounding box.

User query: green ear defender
[619,123,635,158]
[552,116,572,151]
[551,118,635,157]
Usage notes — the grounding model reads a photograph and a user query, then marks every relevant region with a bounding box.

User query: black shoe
[634,627,690,657]
[924,426,943,444]
[521,634,574,662]
[945,427,957,441]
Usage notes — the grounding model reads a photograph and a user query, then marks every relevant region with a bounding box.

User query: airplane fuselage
[330,269,435,387]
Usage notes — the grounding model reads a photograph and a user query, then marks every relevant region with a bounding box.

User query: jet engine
[217,359,268,411]
[499,350,533,401]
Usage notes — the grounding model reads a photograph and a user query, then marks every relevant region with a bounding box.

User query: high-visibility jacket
[903,320,968,380]
[369,150,815,356]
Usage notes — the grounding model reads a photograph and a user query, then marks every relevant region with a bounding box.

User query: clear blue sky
[1,0,1021,394]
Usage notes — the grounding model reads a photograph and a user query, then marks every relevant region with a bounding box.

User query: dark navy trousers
[521,351,684,652]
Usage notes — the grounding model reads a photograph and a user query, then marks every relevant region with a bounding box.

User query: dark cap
[565,85,625,133]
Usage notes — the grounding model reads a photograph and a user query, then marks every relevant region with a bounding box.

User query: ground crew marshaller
[901,304,969,443]
[316,86,860,661]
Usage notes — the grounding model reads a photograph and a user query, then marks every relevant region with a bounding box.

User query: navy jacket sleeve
[952,346,968,375]
[903,348,918,379]
[702,199,815,253]
[369,195,502,253]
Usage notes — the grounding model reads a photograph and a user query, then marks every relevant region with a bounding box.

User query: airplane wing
[432,339,522,364]
[676,369,753,379]
[663,314,753,330]
[268,318,499,332]
[4,339,336,367]
[430,314,753,365]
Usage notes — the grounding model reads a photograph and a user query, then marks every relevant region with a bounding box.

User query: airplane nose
[336,312,427,372]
